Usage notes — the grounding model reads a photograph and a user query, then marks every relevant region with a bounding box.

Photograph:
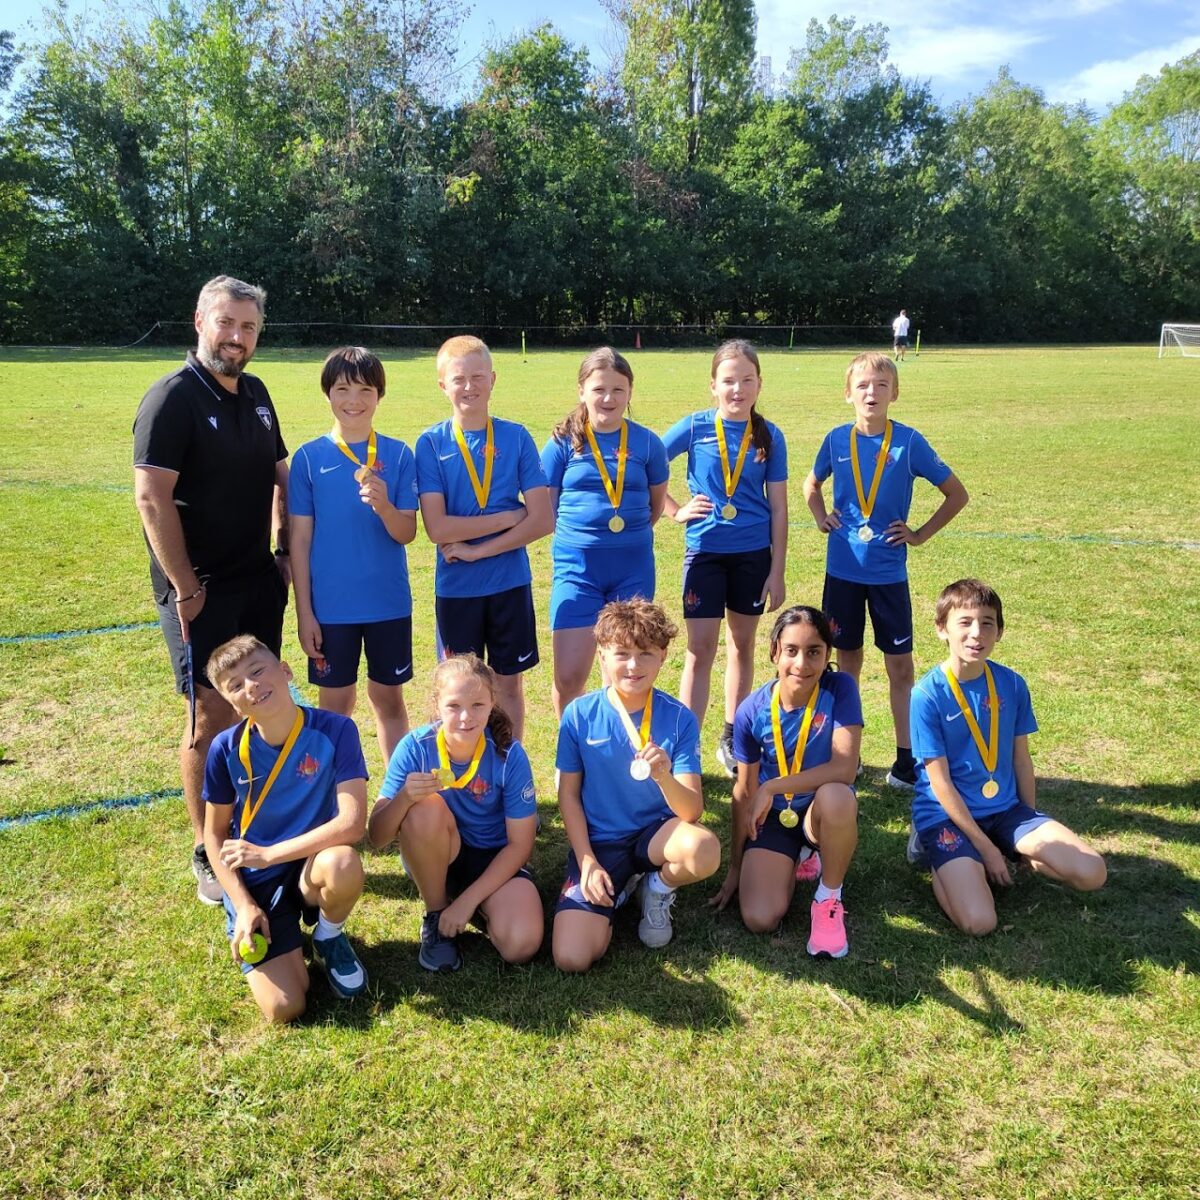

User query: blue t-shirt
[910,660,1038,833]
[380,723,536,849]
[811,420,952,585]
[557,687,702,842]
[541,420,669,548]
[203,707,368,890]
[414,417,549,598]
[290,432,418,623]
[732,672,863,812]
[662,410,787,553]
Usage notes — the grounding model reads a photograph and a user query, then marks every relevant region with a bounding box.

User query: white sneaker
[637,875,676,948]
[906,822,930,867]
[715,737,737,777]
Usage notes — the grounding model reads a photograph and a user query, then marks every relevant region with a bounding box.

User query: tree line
[0,0,1197,344]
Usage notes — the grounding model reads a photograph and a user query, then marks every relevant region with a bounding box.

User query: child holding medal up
[662,341,788,774]
[908,579,1105,935]
[415,336,553,740]
[710,606,863,958]
[369,654,542,972]
[803,352,968,788]
[541,348,670,715]
[290,347,419,763]
[552,600,720,971]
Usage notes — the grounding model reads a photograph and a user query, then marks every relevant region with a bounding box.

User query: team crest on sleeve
[256,406,272,429]
[296,754,320,778]
[811,712,828,736]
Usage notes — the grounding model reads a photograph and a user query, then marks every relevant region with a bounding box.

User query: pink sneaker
[795,850,822,883]
[807,897,848,958]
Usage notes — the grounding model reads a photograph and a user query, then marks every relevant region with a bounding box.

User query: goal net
[1158,323,1200,357]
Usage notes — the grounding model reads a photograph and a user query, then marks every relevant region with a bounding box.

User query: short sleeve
[540,436,569,490]
[1014,675,1038,737]
[381,730,424,798]
[132,383,190,473]
[332,715,368,783]
[910,682,947,764]
[830,672,864,729]
[765,423,788,483]
[732,695,762,765]
[907,430,952,487]
[670,705,702,774]
[645,431,670,485]
[661,415,692,461]
[290,445,315,518]
[556,704,584,774]
[517,426,549,491]
[414,430,446,497]
[811,432,833,482]
[202,728,239,806]
[391,442,418,511]
[501,742,538,820]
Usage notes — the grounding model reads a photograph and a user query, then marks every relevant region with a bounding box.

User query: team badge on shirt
[256,406,272,429]
[811,712,828,736]
[468,776,489,800]
[297,754,320,778]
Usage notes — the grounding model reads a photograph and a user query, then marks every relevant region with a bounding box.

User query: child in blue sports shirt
[710,606,862,958]
[290,347,418,763]
[553,599,721,971]
[203,636,369,1023]
[415,335,554,741]
[369,654,542,972]
[542,347,670,715]
[662,340,788,775]
[803,352,968,788]
[909,579,1106,935]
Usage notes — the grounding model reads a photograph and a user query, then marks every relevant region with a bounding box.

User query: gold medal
[332,428,378,483]
[585,420,629,535]
[941,663,1002,795]
[721,502,737,520]
[435,727,486,790]
[354,466,372,485]
[858,525,874,542]
[769,677,821,819]
[608,514,625,533]
[982,778,1000,799]
[715,413,752,520]
[778,806,799,829]
[431,766,451,788]
[849,420,892,529]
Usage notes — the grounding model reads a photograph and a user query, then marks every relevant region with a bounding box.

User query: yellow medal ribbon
[714,414,752,503]
[941,662,1000,785]
[849,419,893,522]
[237,709,305,839]
[331,428,378,482]
[452,418,495,509]
[584,420,628,518]
[770,678,821,804]
[436,726,487,790]
[607,687,654,752]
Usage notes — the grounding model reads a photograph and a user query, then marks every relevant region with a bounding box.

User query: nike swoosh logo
[697,436,717,444]
[517,651,534,663]
[586,736,610,746]
[439,452,458,461]
[752,599,765,608]
[893,636,911,645]
[837,455,852,462]
[946,711,962,722]
[320,465,340,474]
[237,776,251,785]
[394,664,411,676]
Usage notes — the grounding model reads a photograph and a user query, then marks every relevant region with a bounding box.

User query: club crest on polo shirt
[468,775,489,800]
[982,693,1002,713]
[297,753,320,778]
[256,406,272,429]
[810,712,828,736]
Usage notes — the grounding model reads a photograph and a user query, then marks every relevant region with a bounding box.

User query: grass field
[0,344,1197,1199]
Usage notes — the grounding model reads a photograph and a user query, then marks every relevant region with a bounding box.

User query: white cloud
[1048,35,1200,106]
[888,26,1046,84]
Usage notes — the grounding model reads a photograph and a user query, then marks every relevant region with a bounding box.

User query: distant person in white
[892,310,910,362]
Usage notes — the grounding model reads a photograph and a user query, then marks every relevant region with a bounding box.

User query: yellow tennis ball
[239,932,268,964]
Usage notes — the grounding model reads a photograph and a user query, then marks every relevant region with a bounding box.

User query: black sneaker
[418,911,463,972]
[191,846,223,906]
[885,761,917,790]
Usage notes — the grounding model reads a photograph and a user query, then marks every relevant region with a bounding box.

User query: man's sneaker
[191,846,223,906]
[637,875,677,948]
[313,931,368,999]
[807,897,849,959]
[906,822,930,868]
[418,911,463,972]
[795,850,822,883]
[885,760,917,790]
[715,736,737,777]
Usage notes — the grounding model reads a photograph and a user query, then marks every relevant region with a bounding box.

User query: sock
[814,881,842,904]
[896,745,915,769]
[314,913,345,941]
[647,870,675,894]
[722,721,734,743]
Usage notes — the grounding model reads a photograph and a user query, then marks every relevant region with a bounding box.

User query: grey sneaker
[418,911,463,972]
[906,822,930,868]
[886,760,918,790]
[637,875,677,948]
[715,737,737,777]
[313,931,368,999]
[191,846,223,906]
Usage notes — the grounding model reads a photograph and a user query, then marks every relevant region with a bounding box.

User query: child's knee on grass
[934,860,997,936]
[248,951,309,1024]
[552,911,611,973]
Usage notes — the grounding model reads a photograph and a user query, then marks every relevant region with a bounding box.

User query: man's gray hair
[196,275,267,327]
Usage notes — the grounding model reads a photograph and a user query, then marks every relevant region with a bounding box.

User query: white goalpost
[1158,323,1200,357]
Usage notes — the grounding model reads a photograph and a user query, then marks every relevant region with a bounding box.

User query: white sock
[647,870,675,894]
[814,881,842,904]
[315,913,345,940]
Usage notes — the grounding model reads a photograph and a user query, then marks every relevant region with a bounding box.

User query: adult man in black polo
[133,275,291,904]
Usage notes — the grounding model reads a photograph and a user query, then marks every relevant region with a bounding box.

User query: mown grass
[0,344,1197,1198]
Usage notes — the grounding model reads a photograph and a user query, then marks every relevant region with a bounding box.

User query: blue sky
[5,0,1198,113]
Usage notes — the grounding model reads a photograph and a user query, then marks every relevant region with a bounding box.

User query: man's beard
[197,340,250,378]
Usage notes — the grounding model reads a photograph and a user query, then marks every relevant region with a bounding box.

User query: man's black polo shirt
[133,351,287,593]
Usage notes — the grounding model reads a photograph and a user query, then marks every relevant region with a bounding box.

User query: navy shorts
[822,574,913,654]
[308,616,414,688]
[447,840,535,900]
[555,816,674,922]
[683,547,772,619]
[221,860,317,976]
[742,802,820,862]
[550,540,656,631]
[436,584,539,675]
[894,336,909,349]
[917,803,1053,872]
[156,568,287,691]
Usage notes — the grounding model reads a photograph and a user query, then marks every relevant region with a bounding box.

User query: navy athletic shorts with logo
[917,803,1053,872]
[822,574,913,655]
[308,617,414,688]
[221,860,317,976]
[682,547,772,619]
[436,584,538,675]
[554,815,674,922]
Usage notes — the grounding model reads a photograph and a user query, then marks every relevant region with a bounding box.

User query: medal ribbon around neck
[237,709,305,838]
[452,418,495,509]
[584,420,628,517]
[607,687,653,760]
[849,419,893,522]
[770,678,821,803]
[714,413,752,502]
[941,662,1000,782]
[436,726,486,790]
[331,428,377,479]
